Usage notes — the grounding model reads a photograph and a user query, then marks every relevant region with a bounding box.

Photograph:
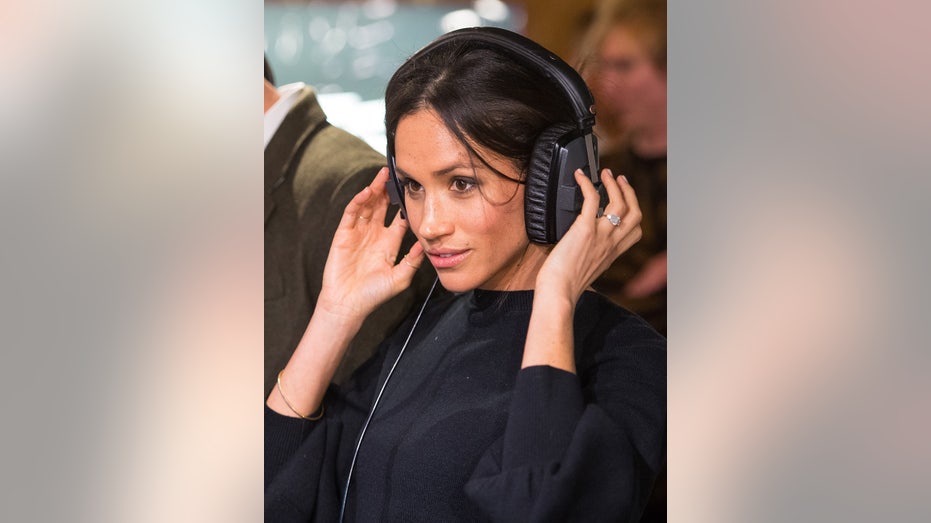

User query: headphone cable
[338,275,439,522]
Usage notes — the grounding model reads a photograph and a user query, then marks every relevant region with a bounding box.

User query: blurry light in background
[275,16,303,64]
[474,0,509,23]
[363,0,398,20]
[353,53,378,80]
[308,16,330,42]
[321,57,345,81]
[266,1,524,152]
[321,27,348,54]
[318,93,387,155]
[349,20,395,50]
[441,9,483,32]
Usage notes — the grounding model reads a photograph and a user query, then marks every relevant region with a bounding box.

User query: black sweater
[265,289,666,522]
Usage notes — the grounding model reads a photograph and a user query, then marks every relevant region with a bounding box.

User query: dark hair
[385,37,577,183]
[264,55,275,85]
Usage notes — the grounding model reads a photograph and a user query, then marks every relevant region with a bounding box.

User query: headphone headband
[411,27,596,133]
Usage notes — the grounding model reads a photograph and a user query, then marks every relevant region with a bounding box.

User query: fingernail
[621,175,628,183]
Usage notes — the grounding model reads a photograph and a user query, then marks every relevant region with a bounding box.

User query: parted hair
[384,37,577,183]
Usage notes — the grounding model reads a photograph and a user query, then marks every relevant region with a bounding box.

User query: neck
[501,243,549,292]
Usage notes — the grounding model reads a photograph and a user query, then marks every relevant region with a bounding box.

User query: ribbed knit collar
[469,289,536,315]
[466,289,601,326]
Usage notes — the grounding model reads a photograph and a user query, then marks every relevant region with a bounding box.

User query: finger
[615,175,643,229]
[339,185,375,230]
[601,175,643,234]
[349,168,392,225]
[402,241,424,270]
[393,242,426,289]
[598,169,629,232]
[574,169,602,221]
[364,167,392,225]
[381,209,412,262]
[600,169,625,215]
[387,207,410,236]
[370,166,390,187]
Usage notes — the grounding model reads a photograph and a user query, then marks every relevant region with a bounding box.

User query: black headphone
[385,27,602,245]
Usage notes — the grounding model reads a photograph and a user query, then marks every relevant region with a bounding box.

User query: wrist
[313,291,370,331]
[310,304,366,333]
[532,286,576,318]
[523,290,577,373]
[267,307,362,417]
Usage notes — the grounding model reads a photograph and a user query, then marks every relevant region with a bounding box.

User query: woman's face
[393,109,543,292]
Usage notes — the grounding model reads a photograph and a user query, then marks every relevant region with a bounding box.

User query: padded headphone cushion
[524,122,576,243]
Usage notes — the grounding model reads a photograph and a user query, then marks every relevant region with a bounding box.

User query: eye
[402,178,423,197]
[451,177,477,193]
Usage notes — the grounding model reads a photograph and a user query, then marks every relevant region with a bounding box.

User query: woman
[266,28,666,522]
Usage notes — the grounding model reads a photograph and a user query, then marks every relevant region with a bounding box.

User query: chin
[436,272,479,294]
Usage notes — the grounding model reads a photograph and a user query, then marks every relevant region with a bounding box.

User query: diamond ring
[604,213,621,226]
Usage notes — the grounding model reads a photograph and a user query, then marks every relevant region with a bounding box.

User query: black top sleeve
[264,334,399,521]
[465,315,666,522]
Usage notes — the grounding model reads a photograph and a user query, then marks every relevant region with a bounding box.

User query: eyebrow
[395,163,474,180]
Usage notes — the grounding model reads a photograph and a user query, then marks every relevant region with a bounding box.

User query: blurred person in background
[578,2,667,520]
[567,5,624,154]
[264,57,432,396]
[579,0,667,336]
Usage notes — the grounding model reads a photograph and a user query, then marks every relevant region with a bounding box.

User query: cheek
[487,203,527,246]
[460,203,524,252]
[405,188,528,247]
[462,205,500,239]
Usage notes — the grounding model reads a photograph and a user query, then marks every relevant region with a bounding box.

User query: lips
[425,249,469,269]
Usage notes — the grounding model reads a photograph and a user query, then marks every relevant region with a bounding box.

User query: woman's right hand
[316,167,425,324]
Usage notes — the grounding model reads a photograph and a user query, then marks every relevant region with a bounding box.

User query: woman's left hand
[535,168,643,304]
[523,168,641,372]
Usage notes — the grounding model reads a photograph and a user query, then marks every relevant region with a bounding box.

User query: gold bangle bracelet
[276,370,325,421]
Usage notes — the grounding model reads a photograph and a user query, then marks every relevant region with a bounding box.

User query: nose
[417,193,454,241]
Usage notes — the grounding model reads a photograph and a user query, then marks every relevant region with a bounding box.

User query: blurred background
[265,0,601,153]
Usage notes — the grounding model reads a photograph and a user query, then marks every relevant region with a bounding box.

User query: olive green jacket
[265,87,432,396]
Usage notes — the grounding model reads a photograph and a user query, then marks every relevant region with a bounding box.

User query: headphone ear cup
[524,122,576,244]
